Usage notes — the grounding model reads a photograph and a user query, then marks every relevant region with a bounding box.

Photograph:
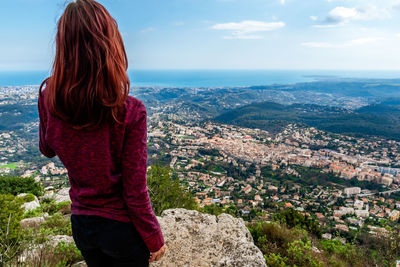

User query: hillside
[213,101,400,140]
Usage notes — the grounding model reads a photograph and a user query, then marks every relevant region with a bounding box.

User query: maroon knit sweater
[38,90,164,252]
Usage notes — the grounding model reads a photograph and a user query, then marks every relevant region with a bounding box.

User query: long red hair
[40,0,130,130]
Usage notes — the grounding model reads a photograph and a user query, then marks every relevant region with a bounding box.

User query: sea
[1,70,400,88]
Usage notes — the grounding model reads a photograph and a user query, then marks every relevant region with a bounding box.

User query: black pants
[71,215,150,267]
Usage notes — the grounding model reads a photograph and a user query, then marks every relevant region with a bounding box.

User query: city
[2,85,400,242]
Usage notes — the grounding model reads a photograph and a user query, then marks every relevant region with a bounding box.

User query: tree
[272,208,322,238]
[0,175,44,197]
[147,164,197,216]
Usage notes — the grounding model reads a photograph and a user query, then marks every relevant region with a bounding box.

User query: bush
[40,214,72,236]
[50,241,83,266]
[147,165,197,216]
[264,253,287,267]
[24,199,71,219]
[248,221,306,255]
[272,208,322,238]
[15,240,83,267]
[0,194,24,241]
[0,175,44,196]
[286,238,323,267]
[0,194,24,265]
[321,240,357,263]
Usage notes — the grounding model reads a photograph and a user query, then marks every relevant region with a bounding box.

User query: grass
[0,163,18,169]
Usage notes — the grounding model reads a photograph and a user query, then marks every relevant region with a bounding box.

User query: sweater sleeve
[38,93,56,158]
[121,101,164,252]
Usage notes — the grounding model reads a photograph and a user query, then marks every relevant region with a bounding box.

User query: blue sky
[1,0,400,70]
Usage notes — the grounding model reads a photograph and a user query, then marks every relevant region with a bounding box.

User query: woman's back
[39,91,164,253]
[38,1,165,264]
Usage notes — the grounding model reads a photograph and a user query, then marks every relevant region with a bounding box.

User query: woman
[37,0,166,266]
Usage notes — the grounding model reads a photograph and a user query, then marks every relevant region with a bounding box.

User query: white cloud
[211,20,285,39]
[396,33,400,37]
[280,0,285,5]
[316,5,390,26]
[141,27,156,33]
[310,16,318,21]
[301,38,381,48]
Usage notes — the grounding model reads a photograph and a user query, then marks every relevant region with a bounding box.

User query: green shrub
[248,221,306,253]
[0,175,44,196]
[272,208,322,238]
[51,241,83,266]
[147,165,197,216]
[18,193,35,203]
[321,240,357,262]
[0,194,24,241]
[17,240,83,267]
[24,199,71,219]
[40,214,72,236]
[286,238,323,267]
[265,253,287,267]
[0,194,24,265]
[199,204,241,217]
[23,207,44,219]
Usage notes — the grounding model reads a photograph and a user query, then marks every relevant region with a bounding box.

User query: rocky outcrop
[19,207,265,266]
[47,235,74,247]
[18,193,40,212]
[54,187,71,203]
[20,216,46,229]
[151,208,267,267]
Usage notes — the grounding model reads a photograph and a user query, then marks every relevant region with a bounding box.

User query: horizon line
[2,68,400,72]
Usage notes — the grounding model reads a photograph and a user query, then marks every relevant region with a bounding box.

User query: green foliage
[40,214,72,236]
[214,100,400,140]
[51,241,83,266]
[264,253,287,267]
[272,208,322,238]
[200,204,225,216]
[15,239,83,267]
[286,238,323,267]
[0,194,24,241]
[248,221,306,255]
[24,199,71,219]
[16,193,36,205]
[199,204,240,217]
[248,219,381,267]
[0,175,44,196]
[321,240,358,263]
[0,194,24,265]
[248,220,324,267]
[147,164,197,216]
[42,200,71,216]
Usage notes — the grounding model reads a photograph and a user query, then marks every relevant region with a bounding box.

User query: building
[354,199,363,210]
[344,187,361,196]
[389,210,400,221]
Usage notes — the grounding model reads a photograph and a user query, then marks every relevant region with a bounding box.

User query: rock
[18,193,40,212]
[47,235,74,247]
[150,208,266,267]
[55,188,71,203]
[312,246,321,253]
[322,233,332,240]
[18,235,75,263]
[72,261,87,267]
[20,217,45,229]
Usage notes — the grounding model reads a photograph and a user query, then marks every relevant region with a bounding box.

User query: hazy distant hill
[0,104,38,131]
[213,101,400,140]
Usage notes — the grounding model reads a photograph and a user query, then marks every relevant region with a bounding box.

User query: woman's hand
[149,244,166,262]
